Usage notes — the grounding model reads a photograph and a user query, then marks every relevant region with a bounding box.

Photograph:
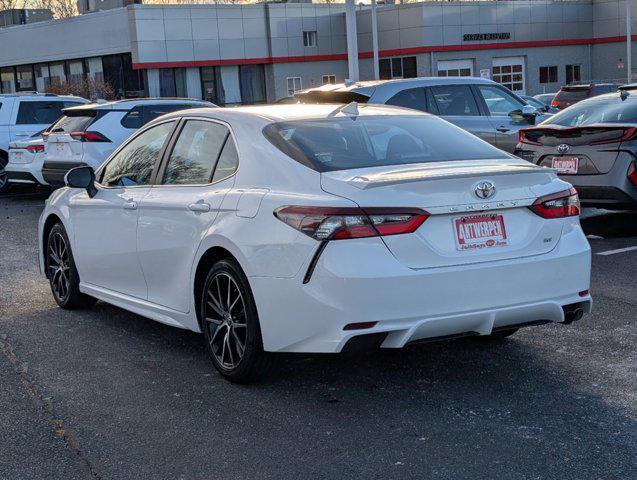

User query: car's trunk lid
[321,159,567,269]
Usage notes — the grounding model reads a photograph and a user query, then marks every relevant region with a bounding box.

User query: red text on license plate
[454,214,508,251]
[551,157,578,174]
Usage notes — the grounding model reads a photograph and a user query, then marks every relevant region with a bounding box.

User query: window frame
[154,116,240,188]
[286,77,302,97]
[95,119,178,189]
[303,30,317,47]
[565,64,581,85]
[539,65,558,84]
[322,75,336,85]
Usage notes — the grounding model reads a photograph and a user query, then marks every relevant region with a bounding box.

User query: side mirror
[509,105,538,125]
[65,165,97,198]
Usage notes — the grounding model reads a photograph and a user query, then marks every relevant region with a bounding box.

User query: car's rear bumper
[42,161,87,188]
[5,163,48,186]
[250,219,592,353]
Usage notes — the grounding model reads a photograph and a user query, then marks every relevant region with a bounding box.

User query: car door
[11,100,83,142]
[137,118,239,313]
[473,84,530,153]
[427,84,496,146]
[68,120,176,299]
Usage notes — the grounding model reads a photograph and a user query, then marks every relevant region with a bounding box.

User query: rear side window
[16,101,83,125]
[430,85,480,116]
[120,106,143,129]
[386,88,429,113]
[50,114,95,134]
[555,88,590,103]
[100,121,174,187]
[163,119,231,185]
[263,115,509,173]
[121,104,201,130]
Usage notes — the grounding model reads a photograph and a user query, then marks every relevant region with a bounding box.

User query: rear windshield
[263,115,510,172]
[554,88,590,103]
[544,98,637,127]
[49,114,95,134]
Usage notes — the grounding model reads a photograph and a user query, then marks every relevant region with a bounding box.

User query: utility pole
[345,0,359,82]
[371,0,379,80]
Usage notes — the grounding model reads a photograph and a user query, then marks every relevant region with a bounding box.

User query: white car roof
[63,98,213,112]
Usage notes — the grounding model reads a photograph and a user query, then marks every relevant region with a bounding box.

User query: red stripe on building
[132,35,636,70]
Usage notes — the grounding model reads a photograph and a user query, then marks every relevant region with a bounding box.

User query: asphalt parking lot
[0,187,635,480]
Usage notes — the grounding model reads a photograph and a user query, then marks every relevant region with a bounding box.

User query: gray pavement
[1,188,635,480]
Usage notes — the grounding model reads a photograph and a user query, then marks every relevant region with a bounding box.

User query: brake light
[519,129,542,146]
[550,100,559,107]
[70,131,110,142]
[274,206,429,241]
[590,127,637,145]
[529,188,580,219]
[628,161,637,186]
[25,144,44,153]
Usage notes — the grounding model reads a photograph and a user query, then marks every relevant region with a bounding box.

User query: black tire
[200,258,271,383]
[478,328,519,340]
[46,223,97,310]
[0,169,7,194]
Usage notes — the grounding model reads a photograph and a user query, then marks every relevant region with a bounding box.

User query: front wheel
[46,223,96,309]
[201,258,271,383]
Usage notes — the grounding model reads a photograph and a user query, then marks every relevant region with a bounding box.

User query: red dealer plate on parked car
[551,157,579,174]
[454,214,508,251]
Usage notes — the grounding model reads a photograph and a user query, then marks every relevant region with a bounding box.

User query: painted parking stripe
[596,246,637,256]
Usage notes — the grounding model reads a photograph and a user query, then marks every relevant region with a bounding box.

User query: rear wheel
[46,223,96,309]
[201,258,271,383]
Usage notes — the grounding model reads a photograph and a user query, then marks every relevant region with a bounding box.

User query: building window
[379,56,417,80]
[492,57,525,93]
[0,67,16,94]
[566,64,581,84]
[322,75,336,85]
[303,31,317,47]
[201,65,266,106]
[15,65,34,91]
[158,68,187,98]
[437,60,473,77]
[287,77,302,97]
[539,66,558,84]
[67,60,85,84]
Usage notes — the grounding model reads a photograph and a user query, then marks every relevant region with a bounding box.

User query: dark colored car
[551,84,619,110]
[515,90,637,209]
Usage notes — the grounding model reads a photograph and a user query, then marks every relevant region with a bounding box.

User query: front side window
[430,85,480,116]
[16,101,84,125]
[263,115,509,173]
[163,120,231,185]
[476,85,525,116]
[100,121,174,187]
[544,99,637,127]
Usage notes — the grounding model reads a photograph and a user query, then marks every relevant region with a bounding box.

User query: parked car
[39,103,591,382]
[551,83,619,110]
[0,93,88,192]
[42,98,214,187]
[5,134,49,187]
[534,92,557,107]
[288,78,550,153]
[516,90,637,209]
[520,95,557,114]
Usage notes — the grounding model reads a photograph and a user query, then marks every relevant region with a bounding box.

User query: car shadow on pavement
[580,210,637,238]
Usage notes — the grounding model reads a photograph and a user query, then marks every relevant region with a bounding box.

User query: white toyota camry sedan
[38,103,592,382]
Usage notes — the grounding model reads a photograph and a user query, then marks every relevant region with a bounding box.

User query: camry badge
[474,181,496,199]
[557,144,570,154]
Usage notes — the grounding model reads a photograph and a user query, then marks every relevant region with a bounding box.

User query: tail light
[590,127,637,146]
[519,129,542,146]
[529,188,580,219]
[26,144,45,153]
[70,131,110,142]
[628,161,637,186]
[274,206,429,241]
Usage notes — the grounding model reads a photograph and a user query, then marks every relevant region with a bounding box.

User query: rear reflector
[274,206,429,241]
[70,131,110,142]
[529,188,580,219]
[343,322,378,331]
[578,290,589,297]
[25,144,44,153]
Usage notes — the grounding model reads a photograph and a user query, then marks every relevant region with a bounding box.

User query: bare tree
[24,0,77,18]
[0,0,25,10]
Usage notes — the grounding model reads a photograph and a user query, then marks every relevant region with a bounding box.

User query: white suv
[42,98,214,187]
[0,93,88,192]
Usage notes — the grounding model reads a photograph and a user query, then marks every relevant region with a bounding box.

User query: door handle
[123,201,138,210]
[188,202,211,213]
[496,126,510,133]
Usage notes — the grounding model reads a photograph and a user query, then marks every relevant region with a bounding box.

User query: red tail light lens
[628,161,637,186]
[25,144,44,153]
[518,129,542,146]
[70,131,110,142]
[590,127,637,145]
[529,188,580,219]
[274,206,429,241]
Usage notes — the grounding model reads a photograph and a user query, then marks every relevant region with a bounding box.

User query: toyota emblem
[474,181,496,199]
[557,144,570,154]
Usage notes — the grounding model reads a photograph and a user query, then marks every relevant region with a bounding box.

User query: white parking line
[596,246,637,256]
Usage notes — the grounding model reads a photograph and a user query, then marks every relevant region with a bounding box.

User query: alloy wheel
[48,232,70,301]
[204,272,247,370]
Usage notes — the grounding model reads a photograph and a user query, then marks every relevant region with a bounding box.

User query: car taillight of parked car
[628,161,637,187]
[529,188,580,219]
[274,206,429,241]
[70,131,110,142]
[25,145,45,153]
[518,129,542,146]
